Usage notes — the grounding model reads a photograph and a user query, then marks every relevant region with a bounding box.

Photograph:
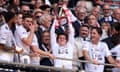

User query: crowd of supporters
[0,0,120,72]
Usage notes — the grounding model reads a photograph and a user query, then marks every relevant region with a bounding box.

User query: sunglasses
[35,16,41,18]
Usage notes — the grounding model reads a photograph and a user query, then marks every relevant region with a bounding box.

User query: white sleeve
[0,30,8,44]
[31,34,38,47]
[50,19,57,49]
[17,27,28,39]
[111,46,119,55]
[68,24,75,44]
[82,41,89,51]
[0,24,9,44]
[104,43,111,57]
[70,11,77,22]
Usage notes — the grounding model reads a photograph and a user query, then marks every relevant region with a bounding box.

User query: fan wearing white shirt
[50,18,78,70]
[14,15,54,64]
[83,27,116,72]
[110,33,120,72]
[0,14,15,62]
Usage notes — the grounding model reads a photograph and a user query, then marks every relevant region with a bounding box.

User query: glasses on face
[23,10,30,14]
[35,16,41,19]
[18,16,22,19]
[77,12,86,14]
[103,9,111,10]
[88,18,96,20]
[25,20,32,23]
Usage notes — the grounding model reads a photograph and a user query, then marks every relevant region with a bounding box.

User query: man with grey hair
[76,0,87,10]
[100,3,113,25]
[73,7,87,37]
[36,14,52,47]
[38,14,52,31]
[112,8,120,23]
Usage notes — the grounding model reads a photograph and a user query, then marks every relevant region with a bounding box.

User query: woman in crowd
[101,22,111,37]
[83,27,117,72]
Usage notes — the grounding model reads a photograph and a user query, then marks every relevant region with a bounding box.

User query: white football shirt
[83,41,111,72]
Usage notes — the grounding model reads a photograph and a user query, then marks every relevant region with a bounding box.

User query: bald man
[73,7,88,37]
[100,4,114,25]
[112,8,120,22]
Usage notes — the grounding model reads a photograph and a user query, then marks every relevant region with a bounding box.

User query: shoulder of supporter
[100,42,112,57]
[100,42,109,49]
[0,23,9,31]
[74,37,83,46]
[15,25,28,39]
[82,41,90,51]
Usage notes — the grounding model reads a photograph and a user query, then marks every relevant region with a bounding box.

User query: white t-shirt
[0,23,14,62]
[83,41,111,72]
[52,43,74,69]
[30,34,40,65]
[14,25,31,64]
[111,44,120,59]
[15,25,40,64]
[14,25,30,54]
[111,44,120,72]
[50,20,76,69]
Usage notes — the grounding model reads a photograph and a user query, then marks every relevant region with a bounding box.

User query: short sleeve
[31,34,38,47]
[104,43,111,57]
[20,31,28,39]
[82,41,89,51]
[0,24,9,44]
[16,26,28,39]
[0,31,8,44]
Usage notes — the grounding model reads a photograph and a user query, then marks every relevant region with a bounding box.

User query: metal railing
[0,55,118,72]
[0,60,76,72]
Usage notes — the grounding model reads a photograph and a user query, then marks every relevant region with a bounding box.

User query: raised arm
[68,23,75,44]
[50,19,58,48]
[22,25,35,46]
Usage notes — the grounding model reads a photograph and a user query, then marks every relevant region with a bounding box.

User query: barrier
[0,60,77,72]
[0,55,118,72]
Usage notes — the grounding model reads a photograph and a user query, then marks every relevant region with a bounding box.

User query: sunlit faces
[34,11,43,20]
[42,15,52,28]
[57,35,68,46]
[101,22,111,35]
[17,14,23,25]
[103,4,111,17]
[79,26,89,38]
[42,31,50,45]
[90,27,102,44]
[13,0,20,6]
[90,7,100,19]
[88,15,97,27]
[43,8,51,14]
[76,7,86,21]
[76,0,87,10]
[0,0,6,6]
[23,18,33,29]
[21,5,30,14]
[113,8,120,21]
[34,0,43,9]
